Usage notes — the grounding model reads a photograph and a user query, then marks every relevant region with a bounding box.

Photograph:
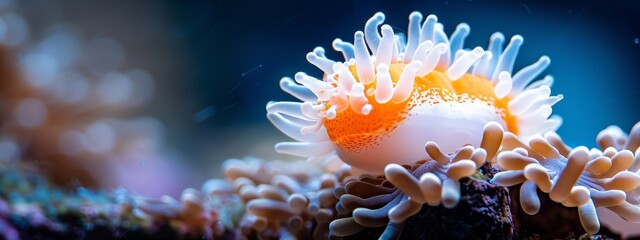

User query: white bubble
[98,71,132,104]
[23,52,59,87]
[14,99,47,128]
[85,121,115,153]
[38,24,83,70]
[0,139,19,162]
[58,130,87,156]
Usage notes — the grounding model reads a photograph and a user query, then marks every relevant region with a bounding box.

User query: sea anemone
[491,120,640,234]
[267,11,562,174]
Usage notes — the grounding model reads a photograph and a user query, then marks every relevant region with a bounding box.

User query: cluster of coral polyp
[262,11,640,239]
[219,158,344,239]
[493,122,640,234]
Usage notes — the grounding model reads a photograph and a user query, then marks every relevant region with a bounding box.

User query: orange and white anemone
[267,12,563,174]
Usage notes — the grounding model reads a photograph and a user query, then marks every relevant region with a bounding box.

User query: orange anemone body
[323,63,516,169]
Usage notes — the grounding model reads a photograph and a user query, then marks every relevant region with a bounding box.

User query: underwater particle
[219,101,240,112]
[634,38,639,45]
[268,11,561,174]
[519,2,531,14]
[329,121,504,239]
[220,157,340,239]
[491,120,640,234]
[228,81,243,93]
[91,28,110,39]
[193,106,217,122]
[241,64,262,77]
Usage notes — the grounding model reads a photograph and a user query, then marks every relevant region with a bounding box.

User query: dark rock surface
[509,186,620,240]
[338,164,515,240]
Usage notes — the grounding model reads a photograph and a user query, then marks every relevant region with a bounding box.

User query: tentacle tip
[442,199,458,209]
[279,76,291,83]
[409,11,422,20]
[384,163,404,173]
[456,23,470,31]
[293,72,306,81]
[540,55,551,63]
[265,101,275,110]
[498,71,511,79]
[274,143,285,153]
[491,32,505,40]
[306,52,317,60]
[361,104,373,115]
[377,63,389,71]
[572,146,590,153]
[471,46,485,54]
[511,35,524,43]
[485,121,505,132]
[425,141,438,149]
[523,208,540,215]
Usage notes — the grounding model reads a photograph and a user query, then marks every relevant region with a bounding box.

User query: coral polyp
[268,12,562,174]
[492,122,640,234]
[219,158,342,239]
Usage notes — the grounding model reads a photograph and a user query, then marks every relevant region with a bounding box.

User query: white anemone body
[338,92,506,173]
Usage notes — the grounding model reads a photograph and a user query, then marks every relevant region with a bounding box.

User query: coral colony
[2,10,640,240]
